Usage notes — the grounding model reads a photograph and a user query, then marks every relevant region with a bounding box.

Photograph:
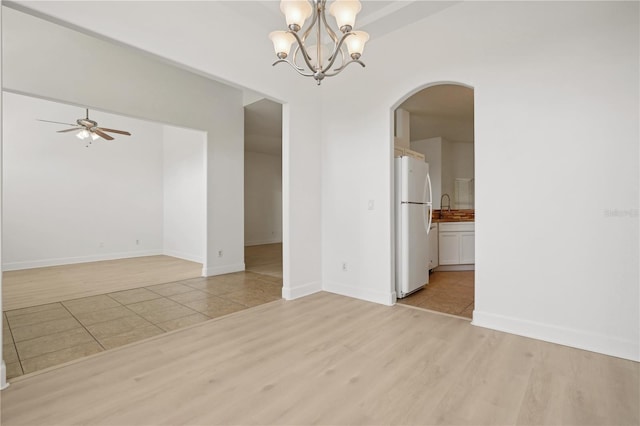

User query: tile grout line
[116,290,212,331]
[4,270,283,378]
[59,302,107,352]
[4,311,25,376]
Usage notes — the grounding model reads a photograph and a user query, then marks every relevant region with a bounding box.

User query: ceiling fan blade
[37,119,78,126]
[57,127,83,133]
[93,129,114,140]
[96,127,131,136]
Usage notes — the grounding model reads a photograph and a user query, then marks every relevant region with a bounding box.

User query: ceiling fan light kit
[269,0,369,85]
[37,108,131,147]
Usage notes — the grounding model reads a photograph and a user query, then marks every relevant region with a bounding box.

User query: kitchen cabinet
[438,222,475,265]
[394,146,425,161]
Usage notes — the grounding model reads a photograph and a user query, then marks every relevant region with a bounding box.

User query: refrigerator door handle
[427,173,433,231]
[423,173,433,234]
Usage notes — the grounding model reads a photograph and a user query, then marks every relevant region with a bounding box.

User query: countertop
[432,209,475,223]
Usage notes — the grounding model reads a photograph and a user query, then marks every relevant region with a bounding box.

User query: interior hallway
[245,243,282,279]
[397,271,474,319]
[3,245,283,380]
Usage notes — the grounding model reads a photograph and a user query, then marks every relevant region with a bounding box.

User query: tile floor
[397,271,474,318]
[3,271,282,379]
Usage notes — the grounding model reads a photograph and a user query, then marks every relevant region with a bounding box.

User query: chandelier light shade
[344,30,369,58]
[280,0,313,29]
[329,0,361,31]
[269,31,296,59]
[269,0,369,85]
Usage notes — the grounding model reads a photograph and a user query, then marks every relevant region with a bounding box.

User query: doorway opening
[243,98,284,282]
[392,83,475,319]
[1,91,213,379]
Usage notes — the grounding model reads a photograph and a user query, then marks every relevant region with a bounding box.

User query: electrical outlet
[99,242,104,248]
[218,250,223,258]
[342,262,348,271]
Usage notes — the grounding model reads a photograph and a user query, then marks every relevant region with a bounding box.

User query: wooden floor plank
[2,256,202,311]
[1,292,637,425]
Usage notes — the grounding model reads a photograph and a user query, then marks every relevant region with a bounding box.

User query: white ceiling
[231,1,460,39]
[398,84,474,143]
[237,1,461,153]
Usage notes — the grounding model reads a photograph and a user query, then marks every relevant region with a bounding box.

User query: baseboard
[323,281,395,306]
[472,310,640,362]
[162,249,203,264]
[2,250,164,271]
[202,262,245,277]
[245,238,283,247]
[282,281,322,300]
[0,360,7,390]
[435,264,475,272]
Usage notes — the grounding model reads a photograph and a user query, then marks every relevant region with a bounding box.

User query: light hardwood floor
[2,256,202,311]
[1,292,637,425]
[245,243,282,279]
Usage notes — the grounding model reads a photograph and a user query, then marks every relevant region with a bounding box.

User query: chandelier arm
[320,32,353,74]
[325,59,366,77]
[272,59,315,77]
[320,1,338,45]
[298,1,319,61]
[291,45,303,70]
[289,30,317,72]
[335,44,347,69]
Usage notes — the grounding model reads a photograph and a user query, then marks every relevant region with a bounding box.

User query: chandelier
[269,0,369,85]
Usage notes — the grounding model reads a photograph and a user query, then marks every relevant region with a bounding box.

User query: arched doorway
[391,83,475,319]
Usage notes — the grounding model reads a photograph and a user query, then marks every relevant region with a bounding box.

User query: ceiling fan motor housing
[77,118,98,128]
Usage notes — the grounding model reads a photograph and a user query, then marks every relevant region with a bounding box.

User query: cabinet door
[460,232,475,264]
[438,232,459,265]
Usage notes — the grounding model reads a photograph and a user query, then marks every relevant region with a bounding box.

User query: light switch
[368,200,375,210]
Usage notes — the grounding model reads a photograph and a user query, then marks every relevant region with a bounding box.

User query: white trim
[244,238,283,247]
[282,280,321,300]
[434,264,475,272]
[472,310,640,362]
[323,281,395,306]
[162,249,203,264]
[0,361,8,390]
[1,250,164,271]
[202,262,245,277]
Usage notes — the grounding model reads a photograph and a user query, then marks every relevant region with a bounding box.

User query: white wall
[394,108,410,148]
[163,126,205,263]
[7,1,324,300]
[322,2,639,361]
[2,7,244,277]
[411,137,443,208]
[2,92,164,270]
[245,151,282,246]
[450,141,474,182]
[412,137,474,209]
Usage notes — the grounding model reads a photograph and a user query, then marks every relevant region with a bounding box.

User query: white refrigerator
[395,155,433,298]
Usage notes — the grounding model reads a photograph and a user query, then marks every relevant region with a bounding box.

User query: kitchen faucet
[440,193,451,218]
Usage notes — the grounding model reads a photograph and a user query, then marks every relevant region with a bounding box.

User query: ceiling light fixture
[269,0,369,85]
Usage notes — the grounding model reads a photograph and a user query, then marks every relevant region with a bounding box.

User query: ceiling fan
[37,108,132,142]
